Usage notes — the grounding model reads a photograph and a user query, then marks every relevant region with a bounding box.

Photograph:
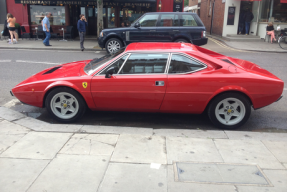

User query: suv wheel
[105,38,123,54]
[174,39,189,43]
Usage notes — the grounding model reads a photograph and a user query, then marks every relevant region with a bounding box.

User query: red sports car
[11,43,284,129]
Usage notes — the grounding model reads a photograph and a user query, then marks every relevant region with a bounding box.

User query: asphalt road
[0,40,286,132]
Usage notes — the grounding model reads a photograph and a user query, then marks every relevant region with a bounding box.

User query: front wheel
[105,38,123,54]
[279,36,287,50]
[207,93,251,129]
[45,87,87,123]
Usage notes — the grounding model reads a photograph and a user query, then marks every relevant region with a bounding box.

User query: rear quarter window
[180,14,203,27]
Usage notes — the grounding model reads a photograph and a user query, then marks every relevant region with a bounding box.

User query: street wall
[0,0,7,24]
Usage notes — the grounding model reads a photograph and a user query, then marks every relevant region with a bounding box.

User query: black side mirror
[134,23,140,28]
[105,67,116,78]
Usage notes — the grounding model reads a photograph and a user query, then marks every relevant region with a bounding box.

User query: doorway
[80,6,97,36]
[238,1,253,34]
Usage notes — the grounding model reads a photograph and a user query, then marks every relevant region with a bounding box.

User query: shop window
[272,0,287,23]
[81,7,85,15]
[107,7,115,28]
[180,15,198,26]
[158,14,179,27]
[259,0,271,22]
[88,7,93,17]
[138,14,159,27]
[30,5,66,26]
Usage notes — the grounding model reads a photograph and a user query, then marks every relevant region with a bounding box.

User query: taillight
[201,31,206,38]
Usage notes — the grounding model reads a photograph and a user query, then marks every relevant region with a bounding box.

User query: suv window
[139,14,159,27]
[169,54,205,74]
[100,55,128,75]
[180,15,198,27]
[158,14,179,27]
[119,53,169,74]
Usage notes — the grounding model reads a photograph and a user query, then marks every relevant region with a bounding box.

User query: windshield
[84,48,125,75]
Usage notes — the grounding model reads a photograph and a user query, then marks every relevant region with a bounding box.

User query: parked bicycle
[278,29,287,49]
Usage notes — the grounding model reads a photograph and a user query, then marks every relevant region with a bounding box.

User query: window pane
[259,0,271,22]
[119,54,168,74]
[81,7,85,15]
[169,55,204,74]
[107,7,116,28]
[159,14,175,27]
[180,15,198,26]
[272,0,287,23]
[174,15,179,26]
[88,7,93,17]
[30,5,66,26]
[139,14,159,27]
[100,55,128,75]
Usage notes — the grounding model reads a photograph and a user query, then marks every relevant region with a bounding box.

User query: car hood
[15,60,90,86]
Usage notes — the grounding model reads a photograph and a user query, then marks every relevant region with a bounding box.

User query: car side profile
[11,43,283,129]
[98,12,208,54]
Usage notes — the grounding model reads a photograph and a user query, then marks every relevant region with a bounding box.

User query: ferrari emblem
[82,82,88,88]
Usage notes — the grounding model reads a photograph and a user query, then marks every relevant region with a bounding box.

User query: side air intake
[221,59,235,65]
[43,66,62,75]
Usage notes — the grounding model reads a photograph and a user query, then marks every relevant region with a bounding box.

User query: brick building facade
[200,0,224,36]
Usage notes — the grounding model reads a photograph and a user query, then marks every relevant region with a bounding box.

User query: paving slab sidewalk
[0,107,287,192]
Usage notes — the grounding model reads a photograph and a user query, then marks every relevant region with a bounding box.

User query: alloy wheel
[107,40,121,53]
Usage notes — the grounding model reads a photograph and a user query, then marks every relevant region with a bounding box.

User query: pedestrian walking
[42,12,52,46]
[77,14,88,51]
[6,13,18,44]
[243,9,254,35]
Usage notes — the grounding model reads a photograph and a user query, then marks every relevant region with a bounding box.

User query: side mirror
[134,23,140,28]
[105,67,116,78]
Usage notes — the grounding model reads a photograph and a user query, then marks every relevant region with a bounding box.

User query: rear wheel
[45,87,86,123]
[279,36,287,50]
[105,38,123,54]
[208,93,251,129]
[174,39,189,43]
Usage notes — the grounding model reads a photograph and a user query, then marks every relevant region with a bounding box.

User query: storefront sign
[16,0,156,4]
[227,6,236,25]
[173,0,183,12]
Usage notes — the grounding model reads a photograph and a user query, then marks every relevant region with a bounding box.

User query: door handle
[155,81,165,86]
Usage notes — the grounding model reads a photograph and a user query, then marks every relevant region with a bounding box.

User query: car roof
[145,12,197,15]
[125,42,198,52]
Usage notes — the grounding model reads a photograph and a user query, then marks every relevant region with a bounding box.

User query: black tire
[45,87,87,123]
[207,93,251,129]
[105,38,123,54]
[174,38,189,43]
[279,36,287,50]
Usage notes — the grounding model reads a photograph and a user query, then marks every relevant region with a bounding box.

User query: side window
[169,54,205,74]
[139,14,159,27]
[100,55,128,75]
[119,54,169,74]
[180,15,198,27]
[159,14,177,27]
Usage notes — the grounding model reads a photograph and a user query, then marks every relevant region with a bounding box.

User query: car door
[179,14,202,42]
[129,14,159,42]
[90,53,169,110]
[157,13,180,42]
[160,53,210,113]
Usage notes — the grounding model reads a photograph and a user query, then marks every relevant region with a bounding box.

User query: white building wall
[222,0,241,37]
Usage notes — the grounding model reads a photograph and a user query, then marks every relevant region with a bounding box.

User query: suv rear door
[179,14,203,43]
[156,13,180,42]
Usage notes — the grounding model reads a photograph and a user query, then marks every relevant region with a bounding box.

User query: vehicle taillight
[201,31,206,38]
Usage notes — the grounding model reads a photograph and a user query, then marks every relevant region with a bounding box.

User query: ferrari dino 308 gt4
[11,43,284,129]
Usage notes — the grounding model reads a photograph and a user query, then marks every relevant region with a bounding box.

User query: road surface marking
[0,60,12,62]
[58,51,82,53]
[284,88,287,91]
[95,51,100,53]
[208,38,251,53]
[17,49,47,51]
[16,60,60,65]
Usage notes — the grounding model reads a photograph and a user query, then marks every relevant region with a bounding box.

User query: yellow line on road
[208,38,251,53]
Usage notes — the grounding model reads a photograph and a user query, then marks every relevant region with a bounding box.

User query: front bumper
[276,95,283,102]
[98,36,105,48]
[10,90,14,96]
[193,38,208,46]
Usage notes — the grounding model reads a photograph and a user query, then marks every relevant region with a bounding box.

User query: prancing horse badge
[82,82,88,88]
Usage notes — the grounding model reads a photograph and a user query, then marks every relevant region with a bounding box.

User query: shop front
[7,0,183,37]
[222,0,287,38]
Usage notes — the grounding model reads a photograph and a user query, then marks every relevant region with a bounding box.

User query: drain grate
[174,162,272,186]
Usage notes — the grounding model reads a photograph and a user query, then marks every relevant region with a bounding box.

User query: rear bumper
[193,38,208,46]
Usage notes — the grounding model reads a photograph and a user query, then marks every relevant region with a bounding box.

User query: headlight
[100,31,103,37]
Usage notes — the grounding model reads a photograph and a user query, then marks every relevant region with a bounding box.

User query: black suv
[98,12,208,54]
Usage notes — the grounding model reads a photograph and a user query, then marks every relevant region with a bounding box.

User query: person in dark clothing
[238,11,245,34]
[266,22,277,43]
[77,14,88,51]
[243,9,254,35]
